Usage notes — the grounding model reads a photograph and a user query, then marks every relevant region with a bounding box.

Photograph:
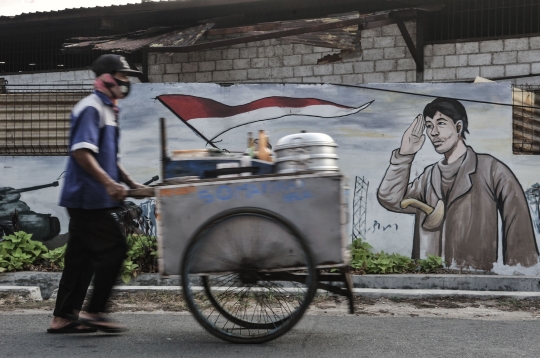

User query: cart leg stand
[341,266,355,314]
[316,267,355,314]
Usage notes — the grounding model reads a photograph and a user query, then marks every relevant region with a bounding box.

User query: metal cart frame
[127,119,355,344]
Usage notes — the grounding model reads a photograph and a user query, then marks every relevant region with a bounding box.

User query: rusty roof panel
[62,24,214,53]
[206,11,359,36]
[150,23,215,48]
[95,33,170,53]
[281,30,357,50]
[61,9,422,54]
[209,13,359,51]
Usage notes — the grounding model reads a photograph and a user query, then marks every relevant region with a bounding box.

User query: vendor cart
[129,120,354,344]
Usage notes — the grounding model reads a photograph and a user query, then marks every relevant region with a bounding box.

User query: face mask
[114,78,131,96]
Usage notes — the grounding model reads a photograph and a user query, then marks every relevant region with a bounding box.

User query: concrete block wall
[424,37,540,81]
[148,19,540,85]
[2,24,539,86]
[148,21,418,84]
[1,70,95,86]
[1,69,142,87]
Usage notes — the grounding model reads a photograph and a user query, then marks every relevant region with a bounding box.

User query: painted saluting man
[377,97,539,271]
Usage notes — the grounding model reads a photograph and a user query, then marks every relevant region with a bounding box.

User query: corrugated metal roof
[0,0,278,22]
[0,1,171,19]
[0,0,405,26]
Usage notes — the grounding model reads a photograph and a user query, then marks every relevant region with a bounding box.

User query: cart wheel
[181,207,318,344]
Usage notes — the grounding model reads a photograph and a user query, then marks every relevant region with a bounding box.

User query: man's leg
[85,209,127,314]
[50,209,94,329]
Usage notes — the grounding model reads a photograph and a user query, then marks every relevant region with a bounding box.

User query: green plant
[120,234,158,283]
[349,237,442,274]
[0,231,48,272]
[417,254,443,273]
[41,245,67,269]
[0,231,158,280]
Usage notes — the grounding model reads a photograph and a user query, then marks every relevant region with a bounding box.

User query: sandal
[47,322,97,334]
[76,315,127,334]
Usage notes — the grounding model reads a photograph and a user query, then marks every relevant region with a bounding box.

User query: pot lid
[275,132,337,150]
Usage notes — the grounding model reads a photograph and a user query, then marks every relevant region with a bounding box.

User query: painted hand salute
[399,114,425,156]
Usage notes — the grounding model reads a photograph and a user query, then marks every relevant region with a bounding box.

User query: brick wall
[146,20,540,85]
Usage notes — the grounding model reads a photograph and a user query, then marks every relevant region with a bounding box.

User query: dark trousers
[53,208,127,318]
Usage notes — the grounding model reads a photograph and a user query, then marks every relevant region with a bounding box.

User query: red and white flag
[157,94,372,142]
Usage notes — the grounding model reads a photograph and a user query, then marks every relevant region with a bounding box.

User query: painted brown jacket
[377,146,539,270]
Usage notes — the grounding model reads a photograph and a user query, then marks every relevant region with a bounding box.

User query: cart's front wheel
[181,207,318,344]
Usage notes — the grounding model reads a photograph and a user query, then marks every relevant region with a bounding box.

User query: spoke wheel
[181,207,318,344]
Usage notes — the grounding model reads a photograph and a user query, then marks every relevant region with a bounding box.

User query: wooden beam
[396,18,423,72]
[361,18,396,30]
[207,22,284,36]
[415,12,425,82]
[141,49,149,83]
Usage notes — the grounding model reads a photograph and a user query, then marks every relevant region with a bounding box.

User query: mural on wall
[2,82,540,275]
[352,176,369,239]
[525,183,540,234]
[157,95,374,148]
[0,180,60,241]
[377,98,539,271]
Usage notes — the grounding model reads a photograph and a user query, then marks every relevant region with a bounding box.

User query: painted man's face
[425,111,462,154]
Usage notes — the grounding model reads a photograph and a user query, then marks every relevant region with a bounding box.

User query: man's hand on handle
[399,114,426,156]
[105,181,128,201]
[72,149,137,202]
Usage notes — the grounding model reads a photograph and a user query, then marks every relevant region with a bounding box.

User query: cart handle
[127,187,156,199]
[143,175,160,185]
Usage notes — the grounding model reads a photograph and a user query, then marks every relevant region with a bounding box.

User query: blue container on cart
[163,157,274,179]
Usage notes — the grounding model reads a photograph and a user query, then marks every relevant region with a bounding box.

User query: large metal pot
[274,132,339,173]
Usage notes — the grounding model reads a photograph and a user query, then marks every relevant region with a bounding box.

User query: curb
[49,286,181,300]
[351,288,540,300]
[0,286,42,301]
[45,286,540,301]
[4,285,540,301]
[3,272,540,300]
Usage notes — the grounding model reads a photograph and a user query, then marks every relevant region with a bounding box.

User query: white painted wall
[3,82,539,275]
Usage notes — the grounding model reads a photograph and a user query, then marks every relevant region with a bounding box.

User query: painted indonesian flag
[157,94,373,142]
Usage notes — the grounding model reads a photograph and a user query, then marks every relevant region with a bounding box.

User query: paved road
[1,313,539,357]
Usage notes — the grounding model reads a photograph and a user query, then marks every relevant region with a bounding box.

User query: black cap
[91,54,142,77]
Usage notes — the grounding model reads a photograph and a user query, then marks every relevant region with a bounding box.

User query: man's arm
[117,163,145,190]
[72,149,127,201]
[493,160,539,267]
[377,150,427,213]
